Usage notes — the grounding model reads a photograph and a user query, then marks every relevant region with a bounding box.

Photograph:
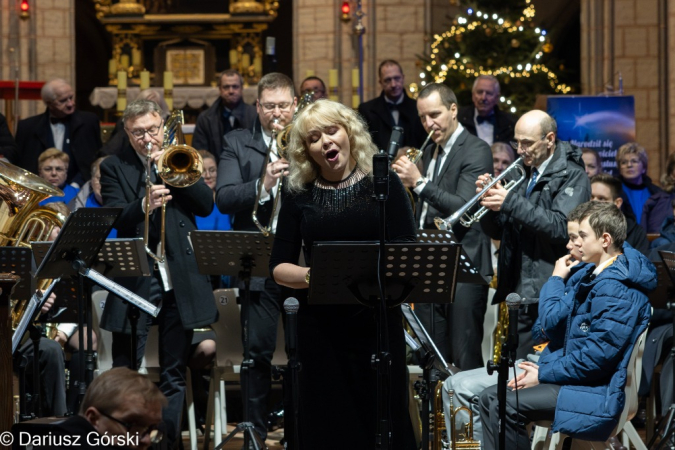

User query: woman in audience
[660,151,675,194]
[491,142,515,178]
[38,148,79,205]
[581,147,602,178]
[195,149,231,231]
[616,142,672,233]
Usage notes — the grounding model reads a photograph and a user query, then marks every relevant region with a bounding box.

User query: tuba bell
[0,161,66,334]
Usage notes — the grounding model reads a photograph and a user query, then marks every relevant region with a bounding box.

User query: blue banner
[547,95,635,176]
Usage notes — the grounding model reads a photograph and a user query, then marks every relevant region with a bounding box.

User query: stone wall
[0,0,75,125]
[581,0,668,181]
[293,0,427,105]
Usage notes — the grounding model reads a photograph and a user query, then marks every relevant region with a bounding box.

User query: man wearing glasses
[11,78,101,187]
[298,76,327,101]
[216,72,296,445]
[99,99,217,448]
[32,367,166,450]
[192,69,257,159]
[476,109,590,357]
[358,59,427,152]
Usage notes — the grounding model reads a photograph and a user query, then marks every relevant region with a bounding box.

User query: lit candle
[117,71,127,90]
[108,59,117,77]
[131,48,142,68]
[163,71,173,90]
[241,53,251,69]
[352,68,359,88]
[119,54,130,70]
[253,56,263,77]
[328,69,338,88]
[229,49,238,67]
[140,70,150,90]
[306,69,315,77]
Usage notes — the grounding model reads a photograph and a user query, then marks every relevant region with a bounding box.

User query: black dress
[270,170,417,450]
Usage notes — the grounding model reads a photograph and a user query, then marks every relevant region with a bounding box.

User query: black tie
[434,146,445,180]
[476,114,496,125]
[222,108,233,134]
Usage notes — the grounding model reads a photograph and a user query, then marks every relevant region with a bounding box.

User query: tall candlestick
[163,71,173,89]
[108,59,117,77]
[253,56,263,77]
[328,69,339,101]
[120,54,130,70]
[352,68,359,88]
[117,71,127,90]
[140,70,150,90]
[241,53,251,69]
[306,70,315,77]
[132,48,142,68]
[229,50,238,67]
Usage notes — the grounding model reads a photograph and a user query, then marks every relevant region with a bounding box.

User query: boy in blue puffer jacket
[479,201,654,449]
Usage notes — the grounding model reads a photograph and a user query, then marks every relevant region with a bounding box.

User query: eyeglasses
[510,136,546,152]
[620,158,641,167]
[99,410,163,444]
[259,102,293,113]
[126,121,163,139]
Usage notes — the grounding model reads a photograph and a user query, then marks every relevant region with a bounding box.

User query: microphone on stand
[386,126,404,162]
[284,297,300,359]
[505,293,522,363]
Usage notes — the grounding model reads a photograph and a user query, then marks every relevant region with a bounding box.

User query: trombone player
[99,99,217,449]
[392,82,493,371]
[215,72,296,444]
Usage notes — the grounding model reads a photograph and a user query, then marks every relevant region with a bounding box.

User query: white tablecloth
[89,86,258,110]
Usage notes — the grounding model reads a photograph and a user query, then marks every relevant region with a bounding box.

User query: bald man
[11,78,101,185]
[476,110,590,357]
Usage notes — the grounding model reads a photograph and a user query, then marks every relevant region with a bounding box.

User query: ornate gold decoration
[93,0,112,18]
[230,0,265,14]
[110,0,145,15]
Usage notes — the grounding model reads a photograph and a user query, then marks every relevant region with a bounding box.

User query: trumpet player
[475,110,589,358]
[215,72,296,443]
[392,82,493,371]
[99,99,216,448]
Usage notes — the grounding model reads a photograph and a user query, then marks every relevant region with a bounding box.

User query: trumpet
[406,129,435,165]
[434,157,526,230]
[144,111,203,263]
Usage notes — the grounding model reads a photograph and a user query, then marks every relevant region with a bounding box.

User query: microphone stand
[486,293,521,450]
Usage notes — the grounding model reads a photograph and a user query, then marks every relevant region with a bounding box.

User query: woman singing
[270,100,417,449]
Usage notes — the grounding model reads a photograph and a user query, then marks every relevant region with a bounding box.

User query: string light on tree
[415,0,571,114]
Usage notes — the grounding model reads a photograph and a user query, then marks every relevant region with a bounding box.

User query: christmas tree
[415,0,571,114]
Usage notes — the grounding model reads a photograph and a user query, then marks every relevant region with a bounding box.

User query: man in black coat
[10,78,101,185]
[99,99,216,447]
[477,110,590,358]
[458,75,516,146]
[358,60,427,152]
[192,69,256,159]
[393,82,493,371]
[215,72,296,443]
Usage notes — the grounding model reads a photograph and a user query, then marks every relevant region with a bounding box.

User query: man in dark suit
[11,78,101,185]
[298,76,327,101]
[458,75,516,146]
[192,69,257,159]
[215,72,296,443]
[99,99,217,447]
[392,82,493,370]
[358,60,427,152]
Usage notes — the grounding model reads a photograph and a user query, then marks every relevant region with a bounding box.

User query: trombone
[434,157,526,230]
[252,92,315,236]
[144,110,203,263]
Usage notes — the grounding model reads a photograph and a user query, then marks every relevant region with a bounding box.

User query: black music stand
[33,209,158,404]
[647,252,675,450]
[1,247,56,420]
[401,303,459,450]
[190,230,273,450]
[33,238,152,379]
[309,240,461,449]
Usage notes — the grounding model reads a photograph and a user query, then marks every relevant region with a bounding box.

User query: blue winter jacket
[536,242,654,441]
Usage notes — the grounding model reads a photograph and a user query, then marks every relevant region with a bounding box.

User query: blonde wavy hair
[285,100,377,192]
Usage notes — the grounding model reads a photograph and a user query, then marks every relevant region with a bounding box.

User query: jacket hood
[596,242,657,294]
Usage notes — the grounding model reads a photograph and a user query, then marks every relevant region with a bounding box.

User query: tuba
[0,161,66,336]
[252,92,315,236]
[143,110,203,263]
